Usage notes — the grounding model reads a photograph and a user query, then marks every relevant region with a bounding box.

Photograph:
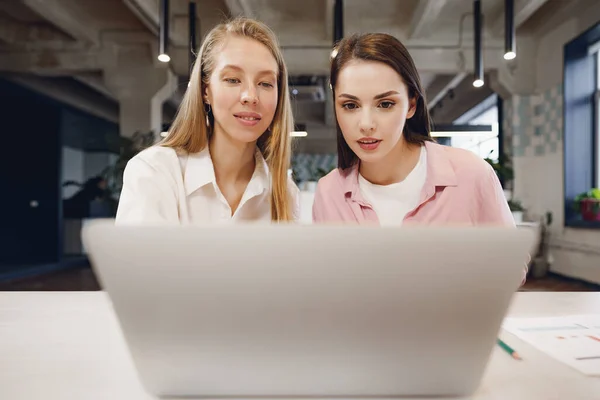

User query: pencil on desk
[497,338,522,360]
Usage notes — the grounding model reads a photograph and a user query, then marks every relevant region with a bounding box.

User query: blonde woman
[116,18,299,224]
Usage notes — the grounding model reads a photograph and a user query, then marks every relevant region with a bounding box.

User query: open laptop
[82,221,533,399]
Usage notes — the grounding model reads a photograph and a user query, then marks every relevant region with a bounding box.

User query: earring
[205,103,211,129]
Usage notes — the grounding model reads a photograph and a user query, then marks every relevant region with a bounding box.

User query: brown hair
[330,33,433,170]
[161,17,294,221]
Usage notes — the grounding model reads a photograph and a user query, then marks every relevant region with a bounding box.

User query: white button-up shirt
[116,145,300,224]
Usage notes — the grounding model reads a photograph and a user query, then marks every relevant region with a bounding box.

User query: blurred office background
[0,0,599,291]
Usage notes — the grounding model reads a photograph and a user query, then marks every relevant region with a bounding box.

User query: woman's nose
[358,111,376,133]
[241,85,258,105]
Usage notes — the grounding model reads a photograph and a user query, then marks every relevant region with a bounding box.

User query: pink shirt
[312,141,527,282]
[313,141,515,227]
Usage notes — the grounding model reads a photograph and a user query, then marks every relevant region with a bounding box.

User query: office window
[452,94,499,161]
[596,47,600,188]
[563,24,600,228]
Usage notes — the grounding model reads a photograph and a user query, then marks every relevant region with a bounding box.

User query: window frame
[595,49,600,188]
[563,24,600,229]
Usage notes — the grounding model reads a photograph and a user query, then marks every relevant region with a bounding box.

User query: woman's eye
[260,82,274,88]
[225,78,240,84]
[341,103,358,110]
[379,101,395,109]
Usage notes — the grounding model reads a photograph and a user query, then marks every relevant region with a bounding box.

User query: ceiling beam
[408,0,448,39]
[224,0,255,18]
[425,74,454,103]
[0,13,86,51]
[325,0,335,42]
[122,0,160,36]
[21,0,98,43]
[73,73,115,99]
[282,46,505,76]
[5,73,118,123]
[0,44,506,80]
[529,0,588,38]
[0,50,103,75]
[491,0,549,35]
[429,75,494,123]
[0,14,48,43]
[123,0,188,47]
[428,73,467,110]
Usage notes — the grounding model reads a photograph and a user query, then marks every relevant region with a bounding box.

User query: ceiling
[0,0,569,153]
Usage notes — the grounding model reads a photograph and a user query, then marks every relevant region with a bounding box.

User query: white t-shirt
[358,146,427,226]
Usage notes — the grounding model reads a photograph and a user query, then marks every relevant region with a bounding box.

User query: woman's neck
[359,138,422,186]
[209,129,256,186]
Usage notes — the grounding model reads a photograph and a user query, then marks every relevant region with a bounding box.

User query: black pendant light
[504,0,516,60]
[331,0,343,58]
[333,0,344,43]
[158,0,170,62]
[473,0,484,87]
[189,0,198,72]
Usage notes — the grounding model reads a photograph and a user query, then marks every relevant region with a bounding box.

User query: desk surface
[1,291,599,400]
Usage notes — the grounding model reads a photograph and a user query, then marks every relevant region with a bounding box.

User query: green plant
[508,199,524,212]
[545,211,553,226]
[573,188,600,213]
[291,160,336,183]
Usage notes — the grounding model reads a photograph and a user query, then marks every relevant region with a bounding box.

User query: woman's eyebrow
[337,90,400,100]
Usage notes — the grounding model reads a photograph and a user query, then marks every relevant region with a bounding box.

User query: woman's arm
[476,166,515,226]
[477,165,529,284]
[288,176,301,222]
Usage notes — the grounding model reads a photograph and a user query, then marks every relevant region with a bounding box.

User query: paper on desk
[503,315,600,376]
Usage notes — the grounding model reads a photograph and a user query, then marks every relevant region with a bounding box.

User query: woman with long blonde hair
[116,17,298,224]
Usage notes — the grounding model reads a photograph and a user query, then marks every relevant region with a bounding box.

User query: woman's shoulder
[287,175,300,197]
[430,142,494,181]
[315,167,353,198]
[122,145,185,184]
[130,145,181,169]
[317,168,348,192]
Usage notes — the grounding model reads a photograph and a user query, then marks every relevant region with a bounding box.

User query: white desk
[1,292,599,400]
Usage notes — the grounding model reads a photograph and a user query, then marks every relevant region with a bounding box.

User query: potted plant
[508,199,525,223]
[573,188,600,221]
[530,211,553,279]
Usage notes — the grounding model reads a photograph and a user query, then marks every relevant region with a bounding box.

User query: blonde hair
[161,17,294,222]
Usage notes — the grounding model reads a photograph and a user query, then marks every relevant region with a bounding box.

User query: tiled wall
[534,84,563,156]
[291,153,337,182]
[502,96,514,160]
[505,84,563,158]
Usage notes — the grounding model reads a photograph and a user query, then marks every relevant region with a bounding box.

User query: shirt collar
[342,141,458,202]
[422,140,459,188]
[184,146,269,197]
